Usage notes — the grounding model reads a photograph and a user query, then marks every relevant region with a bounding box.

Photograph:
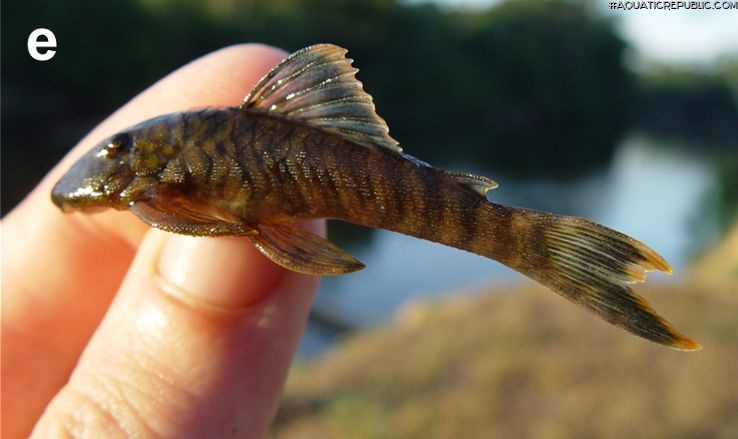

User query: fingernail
[157,233,285,309]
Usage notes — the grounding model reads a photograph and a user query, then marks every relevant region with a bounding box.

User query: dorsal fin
[242,44,401,153]
[443,171,499,196]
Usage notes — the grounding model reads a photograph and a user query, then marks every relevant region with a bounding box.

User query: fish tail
[490,206,700,351]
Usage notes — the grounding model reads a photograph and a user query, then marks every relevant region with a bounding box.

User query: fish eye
[104,133,131,157]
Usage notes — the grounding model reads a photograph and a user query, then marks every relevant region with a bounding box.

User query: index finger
[1,44,288,438]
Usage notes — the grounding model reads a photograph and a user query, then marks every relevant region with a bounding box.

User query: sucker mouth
[75,206,108,213]
[51,180,104,209]
[54,199,74,212]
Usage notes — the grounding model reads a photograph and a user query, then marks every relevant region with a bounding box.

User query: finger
[33,224,323,438]
[1,44,288,439]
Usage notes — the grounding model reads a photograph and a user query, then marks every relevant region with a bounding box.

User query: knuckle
[34,376,159,438]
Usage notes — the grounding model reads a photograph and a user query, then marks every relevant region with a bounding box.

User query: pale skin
[1,44,322,438]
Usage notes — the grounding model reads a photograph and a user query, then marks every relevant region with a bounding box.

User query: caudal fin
[505,208,700,351]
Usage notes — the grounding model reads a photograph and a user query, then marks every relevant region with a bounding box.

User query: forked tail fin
[498,208,701,351]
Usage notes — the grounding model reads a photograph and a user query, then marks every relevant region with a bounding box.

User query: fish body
[52,44,700,350]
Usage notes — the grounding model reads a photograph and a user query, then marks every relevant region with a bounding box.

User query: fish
[52,44,700,351]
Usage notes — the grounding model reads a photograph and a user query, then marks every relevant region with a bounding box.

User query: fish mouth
[51,148,135,213]
[51,181,106,212]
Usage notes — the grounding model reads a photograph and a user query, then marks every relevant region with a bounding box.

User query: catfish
[52,44,700,350]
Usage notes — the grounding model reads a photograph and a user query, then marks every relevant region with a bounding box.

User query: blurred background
[2,0,737,437]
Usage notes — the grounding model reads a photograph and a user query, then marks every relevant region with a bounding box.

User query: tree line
[2,0,735,212]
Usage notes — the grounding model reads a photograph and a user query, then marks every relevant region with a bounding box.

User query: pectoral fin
[248,223,365,275]
[130,199,250,236]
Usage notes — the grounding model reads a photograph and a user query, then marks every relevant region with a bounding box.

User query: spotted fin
[505,209,701,351]
[130,198,250,236]
[242,44,401,153]
[248,223,365,276]
[443,171,499,196]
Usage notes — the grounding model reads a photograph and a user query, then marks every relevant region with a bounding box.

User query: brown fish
[52,44,700,350]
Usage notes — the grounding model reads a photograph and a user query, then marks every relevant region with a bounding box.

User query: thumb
[32,225,322,438]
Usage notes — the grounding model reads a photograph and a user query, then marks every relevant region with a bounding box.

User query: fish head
[52,117,184,212]
[52,131,140,212]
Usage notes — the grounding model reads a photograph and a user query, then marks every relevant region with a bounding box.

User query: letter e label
[28,28,57,61]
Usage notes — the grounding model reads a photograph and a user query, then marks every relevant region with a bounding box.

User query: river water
[298,134,721,356]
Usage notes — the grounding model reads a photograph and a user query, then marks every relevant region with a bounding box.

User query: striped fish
[52,44,700,350]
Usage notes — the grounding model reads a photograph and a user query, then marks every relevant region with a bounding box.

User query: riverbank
[271,270,737,438]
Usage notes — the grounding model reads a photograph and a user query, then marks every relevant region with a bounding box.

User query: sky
[606,3,738,66]
[409,0,738,67]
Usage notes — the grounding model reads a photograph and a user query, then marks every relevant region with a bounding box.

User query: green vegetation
[713,153,738,233]
[4,0,736,234]
[6,0,719,213]
[272,274,737,438]
[632,66,738,147]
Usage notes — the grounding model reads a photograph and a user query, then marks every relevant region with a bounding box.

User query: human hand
[2,44,321,438]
